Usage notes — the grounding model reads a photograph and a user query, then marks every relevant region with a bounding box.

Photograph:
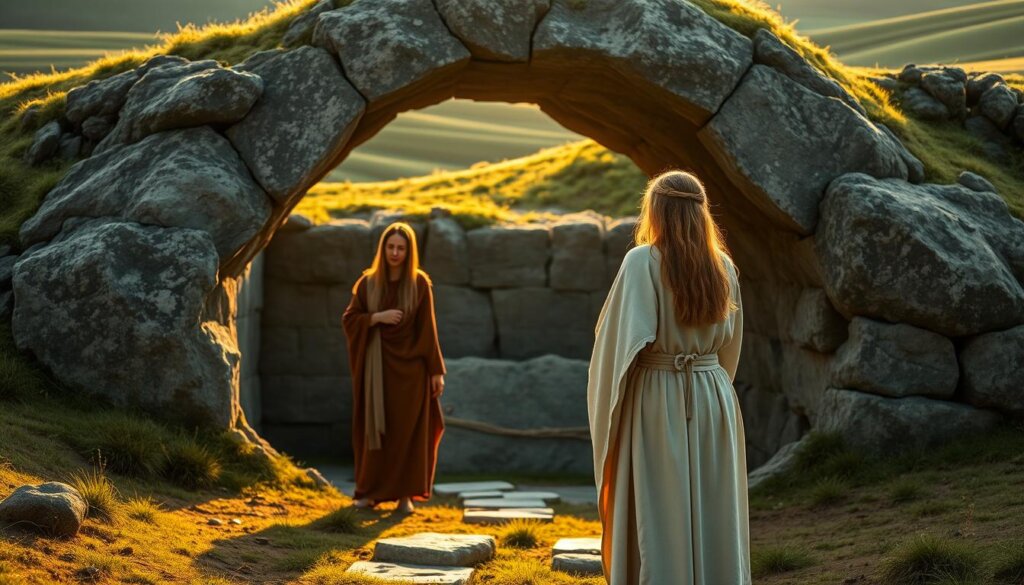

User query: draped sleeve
[415,271,446,376]
[719,258,744,382]
[587,244,659,492]
[342,274,374,378]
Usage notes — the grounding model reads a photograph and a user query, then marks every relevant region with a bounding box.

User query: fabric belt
[635,348,720,421]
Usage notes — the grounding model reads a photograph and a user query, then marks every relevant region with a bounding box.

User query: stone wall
[247,209,812,471]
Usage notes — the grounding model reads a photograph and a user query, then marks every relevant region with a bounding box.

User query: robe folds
[588,243,750,584]
[342,270,446,503]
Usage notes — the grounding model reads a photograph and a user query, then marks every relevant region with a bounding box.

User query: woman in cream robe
[588,175,750,584]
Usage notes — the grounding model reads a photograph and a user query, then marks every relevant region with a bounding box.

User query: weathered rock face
[818,174,1024,337]
[788,288,848,353]
[96,60,262,153]
[24,120,62,165]
[423,215,470,285]
[282,0,334,47]
[0,482,87,537]
[466,225,550,288]
[12,221,238,427]
[699,65,908,234]
[438,355,592,475]
[960,325,1024,418]
[19,127,272,261]
[549,215,605,291]
[533,0,752,124]
[435,0,550,62]
[817,388,1003,455]
[64,69,140,125]
[313,0,471,102]
[264,220,372,284]
[226,47,365,204]
[434,285,495,358]
[831,318,958,399]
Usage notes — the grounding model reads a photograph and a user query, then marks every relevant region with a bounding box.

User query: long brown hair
[634,170,737,326]
[362,222,424,317]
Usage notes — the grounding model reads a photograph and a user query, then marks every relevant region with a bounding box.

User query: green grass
[878,532,985,585]
[751,544,816,578]
[808,476,848,507]
[889,477,927,504]
[499,519,542,549]
[311,506,362,534]
[68,465,121,523]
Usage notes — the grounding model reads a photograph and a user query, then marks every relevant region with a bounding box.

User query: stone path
[316,467,603,580]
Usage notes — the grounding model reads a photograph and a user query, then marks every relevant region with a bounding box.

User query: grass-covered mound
[1,0,1022,247]
[295,139,648,228]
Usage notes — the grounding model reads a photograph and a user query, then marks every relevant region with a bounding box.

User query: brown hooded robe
[342,270,446,503]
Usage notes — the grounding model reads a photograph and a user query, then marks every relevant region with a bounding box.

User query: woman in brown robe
[342,221,446,514]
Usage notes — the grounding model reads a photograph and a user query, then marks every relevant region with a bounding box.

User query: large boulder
[282,0,335,47]
[313,0,471,102]
[752,28,865,115]
[227,47,365,204]
[12,221,239,427]
[959,325,1024,418]
[64,69,140,126]
[533,0,752,124]
[438,355,592,475]
[816,388,1002,456]
[434,285,496,358]
[920,71,966,119]
[0,482,87,537]
[978,84,1018,130]
[549,216,605,291]
[788,288,848,353]
[96,60,262,153]
[19,127,272,261]
[423,215,470,285]
[817,174,1024,337]
[699,65,909,234]
[467,225,550,288]
[831,318,958,399]
[435,0,551,62]
[491,288,595,359]
[264,220,372,284]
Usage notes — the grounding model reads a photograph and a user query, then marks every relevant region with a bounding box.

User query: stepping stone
[458,490,560,503]
[456,490,504,501]
[552,537,601,556]
[433,481,515,496]
[462,508,554,525]
[552,553,603,576]
[502,491,561,504]
[346,561,473,584]
[374,533,496,567]
[464,498,548,509]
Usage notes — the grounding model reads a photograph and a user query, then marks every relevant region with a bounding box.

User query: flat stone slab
[463,498,548,509]
[458,491,561,503]
[433,481,515,496]
[462,508,554,525]
[457,490,504,500]
[374,533,496,567]
[552,553,603,576]
[346,561,474,584]
[552,537,601,556]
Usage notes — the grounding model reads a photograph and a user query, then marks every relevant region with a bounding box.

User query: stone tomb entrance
[12,0,1021,471]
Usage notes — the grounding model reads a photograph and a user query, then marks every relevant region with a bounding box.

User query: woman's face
[384,233,407,270]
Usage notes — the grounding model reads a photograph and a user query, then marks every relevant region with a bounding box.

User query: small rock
[920,71,966,118]
[0,481,87,537]
[304,467,332,490]
[966,72,1004,104]
[57,134,82,161]
[207,518,224,526]
[957,171,997,193]
[229,518,242,525]
[118,546,133,556]
[254,536,270,545]
[978,84,1018,130]
[552,553,602,576]
[81,116,114,142]
[24,120,62,165]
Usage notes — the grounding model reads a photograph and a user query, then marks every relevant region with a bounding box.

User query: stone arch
[10,0,1023,460]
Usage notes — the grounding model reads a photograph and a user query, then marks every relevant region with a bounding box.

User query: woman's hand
[372,309,403,325]
[430,374,445,398]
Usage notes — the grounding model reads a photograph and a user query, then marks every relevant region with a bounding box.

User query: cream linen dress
[587,243,750,585]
